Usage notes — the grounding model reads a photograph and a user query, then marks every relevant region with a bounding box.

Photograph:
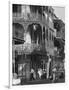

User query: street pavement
[20,78,65,85]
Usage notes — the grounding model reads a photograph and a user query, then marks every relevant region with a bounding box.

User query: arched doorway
[27,23,42,44]
[13,23,24,44]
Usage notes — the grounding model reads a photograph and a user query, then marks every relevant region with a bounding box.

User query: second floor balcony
[13,4,43,22]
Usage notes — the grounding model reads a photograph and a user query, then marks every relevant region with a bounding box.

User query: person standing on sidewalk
[30,68,35,80]
[52,67,57,82]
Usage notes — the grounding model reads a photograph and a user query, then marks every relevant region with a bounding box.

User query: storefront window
[18,63,26,77]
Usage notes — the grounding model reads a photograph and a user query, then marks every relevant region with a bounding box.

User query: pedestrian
[37,68,43,79]
[30,68,35,80]
[52,67,57,82]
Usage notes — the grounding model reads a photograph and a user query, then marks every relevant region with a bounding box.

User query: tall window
[12,4,21,14]
[52,34,54,41]
[13,4,18,13]
[46,28,48,40]
[13,23,24,39]
[49,31,51,40]
[43,26,45,42]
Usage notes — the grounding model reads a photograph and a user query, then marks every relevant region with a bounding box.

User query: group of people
[30,68,47,80]
[30,67,58,82]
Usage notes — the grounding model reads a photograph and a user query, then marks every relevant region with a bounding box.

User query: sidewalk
[21,78,65,85]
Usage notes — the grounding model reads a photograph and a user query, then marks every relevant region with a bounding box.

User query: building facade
[12,4,56,81]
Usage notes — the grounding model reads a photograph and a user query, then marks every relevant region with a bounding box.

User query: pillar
[42,26,43,44]
[12,40,15,77]
[47,56,51,79]
[47,61,49,79]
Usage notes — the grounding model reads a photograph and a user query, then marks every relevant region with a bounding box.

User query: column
[47,56,51,79]
[47,61,49,79]
[12,40,15,77]
[42,26,43,44]
[45,27,46,49]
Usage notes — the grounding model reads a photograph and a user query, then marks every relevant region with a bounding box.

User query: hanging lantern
[33,24,37,31]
